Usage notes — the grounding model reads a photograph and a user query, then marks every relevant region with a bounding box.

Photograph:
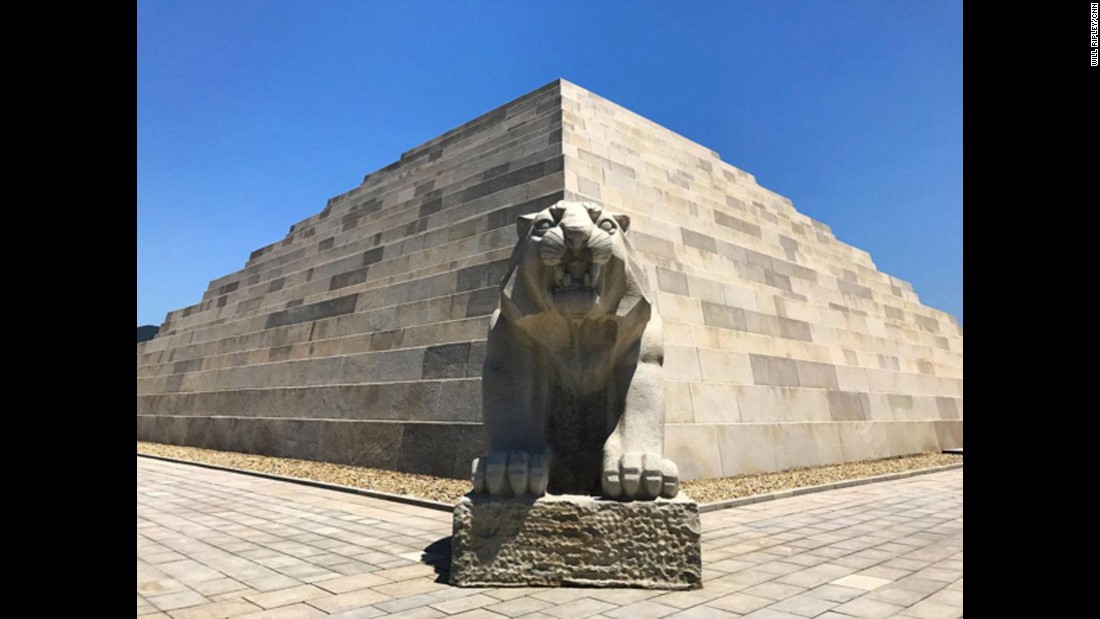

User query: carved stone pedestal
[450,493,702,589]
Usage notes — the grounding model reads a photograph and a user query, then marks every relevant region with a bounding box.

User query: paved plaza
[138,458,962,618]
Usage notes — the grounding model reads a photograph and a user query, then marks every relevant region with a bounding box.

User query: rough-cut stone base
[450,493,702,589]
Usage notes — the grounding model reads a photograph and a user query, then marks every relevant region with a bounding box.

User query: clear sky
[138,0,962,327]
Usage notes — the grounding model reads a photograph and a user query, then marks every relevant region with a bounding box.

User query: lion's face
[499,200,648,322]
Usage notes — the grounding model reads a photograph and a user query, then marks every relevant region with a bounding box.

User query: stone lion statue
[472,200,679,500]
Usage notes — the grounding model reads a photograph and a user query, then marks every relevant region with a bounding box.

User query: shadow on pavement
[422,536,452,584]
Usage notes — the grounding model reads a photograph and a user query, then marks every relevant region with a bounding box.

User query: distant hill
[137,325,160,343]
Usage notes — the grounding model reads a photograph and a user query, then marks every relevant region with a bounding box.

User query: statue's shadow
[421,536,452,584]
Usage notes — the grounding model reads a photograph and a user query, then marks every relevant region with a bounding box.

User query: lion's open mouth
[550,260,603,296]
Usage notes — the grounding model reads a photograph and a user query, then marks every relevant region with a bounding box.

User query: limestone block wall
[557,81,962,480]
[137,79,962,480]
[137,81,565,477]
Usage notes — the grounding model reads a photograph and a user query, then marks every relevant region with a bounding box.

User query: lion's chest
[513,314,628,389]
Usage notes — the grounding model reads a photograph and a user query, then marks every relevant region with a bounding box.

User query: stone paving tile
[779,553,830,567]
[483,587,546,601]
[374,592,443,614]
[879,557,929,572]
[308,588,394,614]
[587,588,664,604]
[145,551,188,564]
[538,597,618,618]
[426,586,491,602]
[897,599,963,619]
[832,596,907,618]
[244,574,305,592]
[889,576,949,596]
[244,584,330,609]
[742,582,807,602]
[482,595,555,616]
[324,606,387,619]
[717,569,778,589]
[211,588,258,602]
[236,603,329,619]
[531,588,591,603]
[139,459,962,619]
[373,562,440,582]
[775,564,855,588]
[381,606,448,619]
[764,592,839,617]
[647,581,739,609]
[863,585,929,607]
[448,609,508,618]
[830,554,883,570]
[147,590,210,612]
[138,577,192,598]
[189,577,248,597]
[316,572,394,594]
[802,584,864,603]
[666,606,742,618]
[911,567,960,582]
[602,599,681,619]
[710,558,759,573]
[373,577,449,598]
[430,592,498,614]
[740,608,804,619]
[708,592,774,614]
[166,599,261,618]
[830,574,892,591]
[926,588,962,607]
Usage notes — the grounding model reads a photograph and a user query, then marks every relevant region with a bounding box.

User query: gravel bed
[138,442,960,505]
[681,452,961,503]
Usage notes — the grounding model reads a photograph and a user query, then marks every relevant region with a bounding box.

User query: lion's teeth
[589,264,602,287]
[563,273,572,287]
[583,272,592,288]
[554,265,565,285]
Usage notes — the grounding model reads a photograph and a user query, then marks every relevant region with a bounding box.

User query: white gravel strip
[138,442,962,507]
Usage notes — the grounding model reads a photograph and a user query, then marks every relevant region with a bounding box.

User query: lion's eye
[533,219,553,235]
[599,220,616,233]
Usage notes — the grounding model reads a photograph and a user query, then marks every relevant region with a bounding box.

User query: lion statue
[471,199,679,500]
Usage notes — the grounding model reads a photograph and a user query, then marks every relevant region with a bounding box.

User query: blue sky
[138,0,962,326]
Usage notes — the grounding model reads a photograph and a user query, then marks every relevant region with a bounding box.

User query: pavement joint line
[138,453,961,515]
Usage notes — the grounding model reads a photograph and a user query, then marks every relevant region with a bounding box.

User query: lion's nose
[562,225,590,251]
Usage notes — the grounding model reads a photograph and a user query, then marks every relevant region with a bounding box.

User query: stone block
[451,494,701,589]
[749,354,800,387]
[734,385,781,422]
[772,423,824,470]
[664,381,695,423]
[934,420,963,449]
[796,360,839,389]
[665,425,722,480]
[715,423,778,476]
[664,345,702,381]
[689,382,739,423]
[827,390,869,421]
[697,349,754,385]
[656,267,689,295]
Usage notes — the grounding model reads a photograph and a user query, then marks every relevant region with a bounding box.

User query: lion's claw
[602,452,679,500]
[472,450,549,497]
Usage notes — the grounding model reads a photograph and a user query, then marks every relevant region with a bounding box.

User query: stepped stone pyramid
[137,79,963,480]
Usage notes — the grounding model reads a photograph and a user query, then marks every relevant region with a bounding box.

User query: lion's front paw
[472,450,550,497]
[602,453,679,500]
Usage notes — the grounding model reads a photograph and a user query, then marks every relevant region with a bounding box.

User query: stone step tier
[138,79,962,480]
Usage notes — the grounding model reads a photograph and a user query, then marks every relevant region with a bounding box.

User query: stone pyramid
[137,79,963,480]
